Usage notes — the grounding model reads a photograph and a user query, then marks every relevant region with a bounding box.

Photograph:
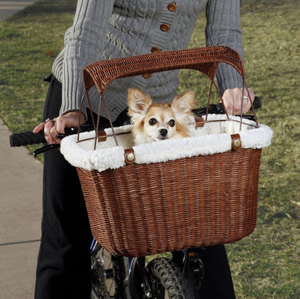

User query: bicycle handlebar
[9,96,262,150]
[192,96,262,117]
[9,127,80,147]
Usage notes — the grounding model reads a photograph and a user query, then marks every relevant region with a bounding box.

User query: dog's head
[127,88,196,144]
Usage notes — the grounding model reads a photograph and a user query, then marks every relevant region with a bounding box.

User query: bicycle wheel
[91,246,127,299]
[146,257,193,299]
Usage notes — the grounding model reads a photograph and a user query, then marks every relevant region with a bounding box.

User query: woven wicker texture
[82,46,244,93]
[77,148,261,257]
[77,46,262,257]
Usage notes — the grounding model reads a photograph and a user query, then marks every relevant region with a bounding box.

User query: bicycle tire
[146,257,194,299]
[91,247,126,299]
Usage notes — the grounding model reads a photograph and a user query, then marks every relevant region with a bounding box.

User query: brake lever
[33,124,94,157]
[34,144,60,157]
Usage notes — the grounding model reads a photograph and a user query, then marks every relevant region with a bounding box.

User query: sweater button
[160,23,170,32]
[151,47,161,53]
[167,3,177,12]
[142,73,152,79]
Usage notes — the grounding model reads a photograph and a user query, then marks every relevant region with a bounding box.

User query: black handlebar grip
[252,96,262,109]
[9,127,80,147]
[10,131,46,147]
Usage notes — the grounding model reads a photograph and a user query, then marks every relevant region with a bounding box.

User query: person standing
[33,1,254,298]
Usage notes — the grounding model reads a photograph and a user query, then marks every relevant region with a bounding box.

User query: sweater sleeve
[60,0,114,115]
[205,0,244,95]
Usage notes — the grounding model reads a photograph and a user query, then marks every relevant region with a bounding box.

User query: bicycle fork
[126,256,152,299]
[127,250,205,299]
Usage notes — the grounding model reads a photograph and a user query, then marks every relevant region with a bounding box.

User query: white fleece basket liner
[61,114,273,172]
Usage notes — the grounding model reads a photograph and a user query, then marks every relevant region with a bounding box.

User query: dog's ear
[127,88,152,117]
[171,90,197,115]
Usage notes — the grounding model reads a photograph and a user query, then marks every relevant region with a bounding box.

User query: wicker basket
[60,46,273,257]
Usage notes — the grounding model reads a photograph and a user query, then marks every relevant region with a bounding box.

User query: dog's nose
[160,129,168,137]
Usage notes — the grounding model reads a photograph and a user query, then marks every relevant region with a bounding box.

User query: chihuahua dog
[127,88,197,145]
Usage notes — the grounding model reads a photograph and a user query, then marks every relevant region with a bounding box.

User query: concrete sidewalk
[0,2,42,298]
[0,0,35,21]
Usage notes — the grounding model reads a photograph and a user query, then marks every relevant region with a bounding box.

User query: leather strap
[195,117,204,128]
[231,134,242,151]
[125,148,135,164]
[97,131,107,142]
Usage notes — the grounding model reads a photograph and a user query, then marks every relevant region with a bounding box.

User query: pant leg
[35,75,93,299]
[197,245,236,299]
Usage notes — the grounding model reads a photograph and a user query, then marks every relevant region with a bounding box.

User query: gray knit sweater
[52,0,244,121]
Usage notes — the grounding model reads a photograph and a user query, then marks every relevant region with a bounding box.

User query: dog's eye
[149,118,157,126]
[168,119,175,127]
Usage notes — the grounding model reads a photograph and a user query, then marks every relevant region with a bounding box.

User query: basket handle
[79,46,251,152]
[82,46,245,93]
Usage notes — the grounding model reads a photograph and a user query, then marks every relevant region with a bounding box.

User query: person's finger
[33,122,45,134]
[43,120,55,144]
[56,115,69,134]
[56,113,83,134]
[230,88,241,115]
[222,94,234,115]
[242,95,252,113]
[49,124,60,144]
[241,89,255,113]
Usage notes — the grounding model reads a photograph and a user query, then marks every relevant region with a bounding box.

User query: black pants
[197,245,236,298]
[34,75,235,299]
[34,75,93,299]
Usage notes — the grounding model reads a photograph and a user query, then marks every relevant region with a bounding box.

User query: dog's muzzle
[159,129,168,137]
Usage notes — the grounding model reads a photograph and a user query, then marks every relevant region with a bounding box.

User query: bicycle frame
[90,238,204,298]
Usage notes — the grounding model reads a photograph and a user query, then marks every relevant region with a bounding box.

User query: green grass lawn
[0,0,299,298]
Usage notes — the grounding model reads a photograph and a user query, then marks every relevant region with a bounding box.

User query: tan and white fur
[127,88,197,145]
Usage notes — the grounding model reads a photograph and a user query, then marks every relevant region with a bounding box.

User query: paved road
[0,1,42,298]
[0,0,35,21]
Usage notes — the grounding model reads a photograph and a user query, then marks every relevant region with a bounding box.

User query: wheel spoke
[91,247,126,298]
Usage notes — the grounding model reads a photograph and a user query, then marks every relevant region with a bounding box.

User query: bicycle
[90,238,204,299]
[10,97,262,299]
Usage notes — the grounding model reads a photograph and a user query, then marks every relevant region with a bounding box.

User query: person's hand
[222,88,255,115]
[33,111,85,145]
